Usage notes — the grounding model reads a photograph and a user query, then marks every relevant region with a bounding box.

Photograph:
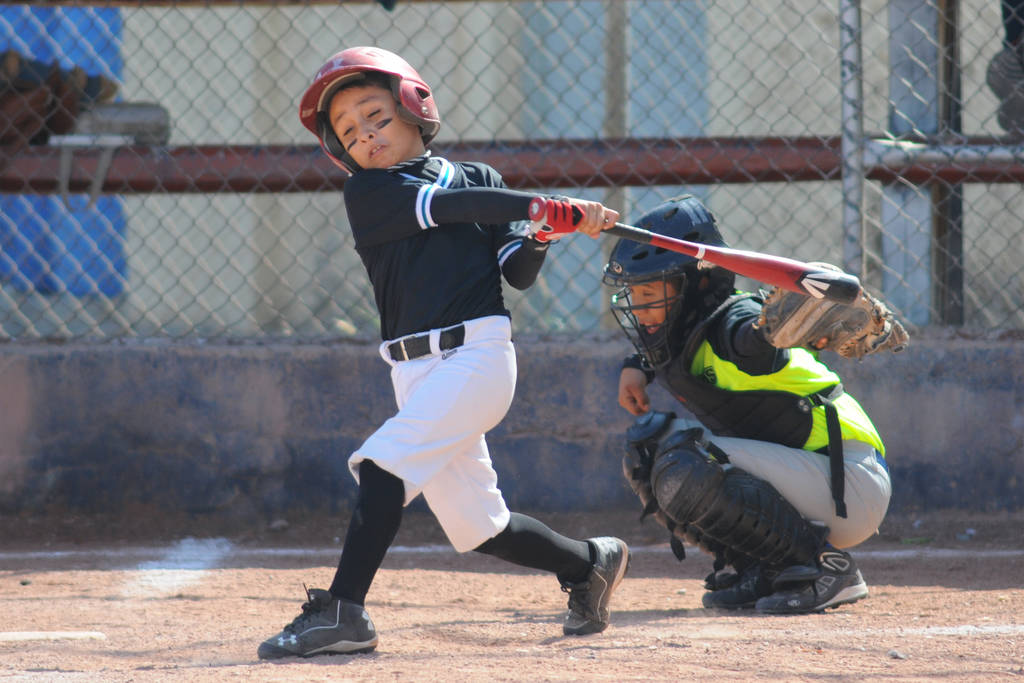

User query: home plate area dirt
[1,509,1023,681]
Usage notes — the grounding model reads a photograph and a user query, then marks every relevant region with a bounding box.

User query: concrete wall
[0,333,1021,522]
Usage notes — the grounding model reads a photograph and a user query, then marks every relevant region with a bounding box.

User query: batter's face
[327,83,426,169]
[629,280,679,333]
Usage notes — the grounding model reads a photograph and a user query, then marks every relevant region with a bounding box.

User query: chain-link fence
[1,0,1021,340]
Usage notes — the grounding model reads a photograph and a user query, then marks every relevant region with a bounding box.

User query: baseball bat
[604,222,862,304]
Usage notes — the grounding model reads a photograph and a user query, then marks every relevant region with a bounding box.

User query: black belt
[387,324,465,362]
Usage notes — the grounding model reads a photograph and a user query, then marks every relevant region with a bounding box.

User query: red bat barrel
[604,223,862,304]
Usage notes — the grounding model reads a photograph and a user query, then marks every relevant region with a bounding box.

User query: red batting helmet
[299,46,441,173]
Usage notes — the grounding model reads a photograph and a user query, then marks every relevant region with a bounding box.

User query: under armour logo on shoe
[277,635,298,646]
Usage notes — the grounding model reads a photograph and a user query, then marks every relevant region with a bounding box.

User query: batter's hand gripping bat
[603,222,862,304]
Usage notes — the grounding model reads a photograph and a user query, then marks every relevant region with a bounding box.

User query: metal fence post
[884,0,964,326]
[935,0,965,325]
[601,0,629,330]
[839,0,865,278]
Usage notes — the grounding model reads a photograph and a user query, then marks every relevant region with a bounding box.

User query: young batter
[603,194,892,615]
[257,46,629,659]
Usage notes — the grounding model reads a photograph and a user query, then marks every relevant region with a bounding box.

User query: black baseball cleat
[754,548,868,614]
[561,537,630,635]
[257,587,378,659]
[702,564,780,610]
[703,567,741,592]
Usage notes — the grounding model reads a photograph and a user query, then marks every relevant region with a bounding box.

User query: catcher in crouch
[602,194,907,614]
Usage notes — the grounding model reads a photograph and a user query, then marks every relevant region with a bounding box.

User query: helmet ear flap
[393,78,440,144]
[317,111,346,159]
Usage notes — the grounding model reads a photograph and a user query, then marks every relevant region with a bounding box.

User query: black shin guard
[696,469,826,567]
[650,429,825,568]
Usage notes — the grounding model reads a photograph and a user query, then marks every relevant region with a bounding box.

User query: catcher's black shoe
[701,564,779,610]
[257,587,378,659]
[703,568,740,592]
[755,549,868,614]
[561,537,630,635]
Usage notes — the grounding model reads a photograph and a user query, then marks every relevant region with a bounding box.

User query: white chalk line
[3,539,1021,645]
[1,625,1019,645]
[3,543,1022,564]
[0,631,107,642]
[0,539,231,642]
[119,537,233,598]
[899,624,1024,637]
[685,623,1024,642]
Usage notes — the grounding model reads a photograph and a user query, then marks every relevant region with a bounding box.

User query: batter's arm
[344,175,539,248]
[499,236,549,290]
[434,186,576,289]
[429,186,535,224]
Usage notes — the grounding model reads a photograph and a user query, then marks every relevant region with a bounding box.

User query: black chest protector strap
[811,384,847,518]
[680,293,760,361]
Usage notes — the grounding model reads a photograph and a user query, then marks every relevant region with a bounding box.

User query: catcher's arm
[618,366,651,416]
[755,264,909,359]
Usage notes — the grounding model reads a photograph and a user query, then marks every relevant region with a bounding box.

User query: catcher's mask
[299,46,440,174]
[602,194,733,368]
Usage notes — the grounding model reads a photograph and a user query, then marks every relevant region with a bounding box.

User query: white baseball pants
[349,315,515,552]
[665,417,892,549]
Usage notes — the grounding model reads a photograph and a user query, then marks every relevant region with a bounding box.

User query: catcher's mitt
[756,263,909,359]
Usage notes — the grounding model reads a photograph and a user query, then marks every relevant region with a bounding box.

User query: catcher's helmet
[299,46,440,173]
[603,194,734,368]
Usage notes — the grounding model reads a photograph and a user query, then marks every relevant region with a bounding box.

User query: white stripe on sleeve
[415,184,439,230]
[435,158,454,187]
[497,240,522,268]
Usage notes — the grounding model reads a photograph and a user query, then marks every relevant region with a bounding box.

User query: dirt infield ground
[2,509,1023,682]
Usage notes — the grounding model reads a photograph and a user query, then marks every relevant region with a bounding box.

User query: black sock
[328,460,405,605]
[473,512,592,584]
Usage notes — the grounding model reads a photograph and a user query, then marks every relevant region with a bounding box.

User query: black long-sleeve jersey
[342,153,549,340]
